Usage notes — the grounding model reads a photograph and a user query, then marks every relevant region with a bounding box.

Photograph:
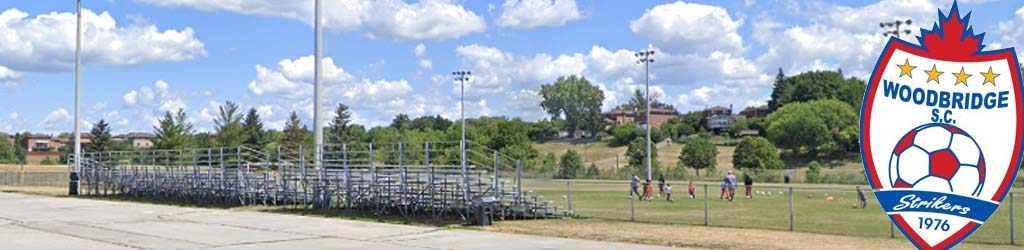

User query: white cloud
[995,6,1024,58]
[40,108,72,132]
[418,59,433,69]
[0,8,205,72]
[248,56,353,99]
[135,0,485,41]
[0,65,19,92]
[629,1,745,54]
[413,43,427,57]
[498,0,584,29]
[246,55,449,130]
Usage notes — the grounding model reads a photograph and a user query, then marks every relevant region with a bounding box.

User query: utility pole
[635,50,654,181]
[70,0,82,196]
[880,19,912,38]
[313,0,323,170]
[453,70,471,205]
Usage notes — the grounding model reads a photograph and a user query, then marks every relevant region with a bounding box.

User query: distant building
[26,133,93,156]
[114,133,155,149]
[703,105,735,134]
[742,105,770,118]
[602,108,677,129]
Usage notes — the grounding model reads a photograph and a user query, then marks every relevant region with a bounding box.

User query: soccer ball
[888,123,985,196]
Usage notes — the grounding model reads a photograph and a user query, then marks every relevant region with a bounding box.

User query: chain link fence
[524,178,1022,246]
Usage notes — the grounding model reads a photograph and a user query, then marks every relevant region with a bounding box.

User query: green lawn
[521,179,1024,246]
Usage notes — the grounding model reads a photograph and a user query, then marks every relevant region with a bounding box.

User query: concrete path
[0,192,674,250]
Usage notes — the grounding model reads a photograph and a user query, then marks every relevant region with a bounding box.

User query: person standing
[665,184,673,202]
[630,174,641,198]
[725,171,737,202]
[688,180,696,199]
[657,174,666,198]
[744,174,754,199]
[857,186,868,208]
[643,179,654,201]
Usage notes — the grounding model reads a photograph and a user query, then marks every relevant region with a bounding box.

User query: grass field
[519,179,1024,246]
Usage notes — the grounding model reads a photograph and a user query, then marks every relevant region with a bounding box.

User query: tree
[585,163,601,179]
[557,149,583,179]
[0,137,16,164]
[410,115,452,132]
[282,111,309,150]
[153,109,195,150]
[766,100,857,158]
[617,89,676,112]
[13,132,27,164]
[733,137,783,173]
[327,103,352,144]
[679,139,717,176]
[625,137,660,178]
[214,101,246,147]
[768,68,787,111]
[86,119,113,153]
[539,75,605,137]
[767,70,866,111]
[242,108,266,149]
[540,152,557,174]
[390,113,412,131]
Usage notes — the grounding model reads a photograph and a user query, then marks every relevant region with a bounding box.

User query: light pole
[70,0,82,196]
[635,50,654,181]
[453,70,471,204]
[880,19,912,38]
[313,0,323,170]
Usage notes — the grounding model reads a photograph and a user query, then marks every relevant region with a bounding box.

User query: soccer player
[726,171,737,202]
[630,174,641,198]
[657,174,666,198]
[665,184,673,202]
[744,174,754,199]
[688,180,696,199]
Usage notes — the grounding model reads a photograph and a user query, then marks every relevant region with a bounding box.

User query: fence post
[789,187,794,232]
[567,180,573,214]
[494,151,499,196]
[344,144,351,214]
[516,160,522,204]
[704,184,709,226]
[891,222,895,238]
[1012,192,1016,245]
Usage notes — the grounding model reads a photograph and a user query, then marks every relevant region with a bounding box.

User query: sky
[1,0,1023,134]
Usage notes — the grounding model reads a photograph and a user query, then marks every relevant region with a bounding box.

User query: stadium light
[635,50,654,181]
[70,0,82,196]
[452,70,471,205]
[313,0,323,170]
[880,19,913,38]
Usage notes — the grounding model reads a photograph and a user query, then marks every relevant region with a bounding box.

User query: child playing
[665,184,673,202]
[643,179,654,201]
[688,181,696,199]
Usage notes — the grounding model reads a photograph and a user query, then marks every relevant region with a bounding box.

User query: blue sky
[0,0,1022,134]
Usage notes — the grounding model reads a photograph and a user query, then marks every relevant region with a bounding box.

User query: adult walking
[725,171,737,202]
[630,174,642,198]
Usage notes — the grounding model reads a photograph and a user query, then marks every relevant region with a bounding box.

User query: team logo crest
[861,2,1023,249]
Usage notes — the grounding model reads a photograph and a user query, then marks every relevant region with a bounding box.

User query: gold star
[896,59,916,78]
[981,66,1000,86]
[925,64,943,84]
[954,67,972,86]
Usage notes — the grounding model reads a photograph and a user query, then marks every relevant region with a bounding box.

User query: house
[26,133,93,156]
[742,105,771,118]
[126,133,155,149]
[602,108,677,129]
[703,105,735,134]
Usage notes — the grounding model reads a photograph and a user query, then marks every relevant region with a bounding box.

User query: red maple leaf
[917,2,986,60]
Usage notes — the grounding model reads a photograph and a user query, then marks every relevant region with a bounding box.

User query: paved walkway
[0,192,673,250]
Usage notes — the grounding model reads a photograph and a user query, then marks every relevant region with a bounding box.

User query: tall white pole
[461,75,467,203]
[72,0,82,195]
[313,0,323,170]
[645,59,651,181]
